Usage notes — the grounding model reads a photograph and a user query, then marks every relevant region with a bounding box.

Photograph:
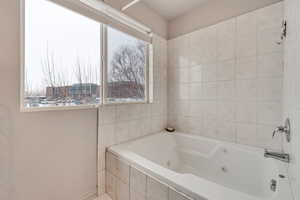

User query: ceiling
[141,0,209,20]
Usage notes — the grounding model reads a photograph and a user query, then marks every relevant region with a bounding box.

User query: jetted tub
[108,131,293,200]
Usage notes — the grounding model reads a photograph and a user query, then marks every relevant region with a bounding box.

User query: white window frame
[20,0,152,112]
[102,24,152,105]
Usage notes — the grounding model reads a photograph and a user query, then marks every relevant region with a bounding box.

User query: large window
[22,0,150,111]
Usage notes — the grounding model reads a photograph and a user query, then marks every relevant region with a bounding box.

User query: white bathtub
[108,131,293,200]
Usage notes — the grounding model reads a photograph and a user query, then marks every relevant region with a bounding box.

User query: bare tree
[41,47,57,88]
[109,41,146,98]
[42,46,71,88]
[24,68,33,97]
[73,56,101,99]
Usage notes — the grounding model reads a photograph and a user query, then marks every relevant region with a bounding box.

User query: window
[24,0,101,109]
[22,0,151,111]
[106,27,147,103]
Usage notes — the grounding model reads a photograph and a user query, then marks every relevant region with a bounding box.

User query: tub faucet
[264,149,290,163]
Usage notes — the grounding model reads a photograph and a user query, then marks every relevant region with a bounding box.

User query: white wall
[168,0,282,39]
[283,0,300,199]
[98,36,168,197]
[168,2,284,149]
[0,1,167,200]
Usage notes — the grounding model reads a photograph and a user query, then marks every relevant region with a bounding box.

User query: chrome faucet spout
[264,149,290,163]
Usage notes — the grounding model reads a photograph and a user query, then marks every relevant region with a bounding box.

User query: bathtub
[108,131,293,200]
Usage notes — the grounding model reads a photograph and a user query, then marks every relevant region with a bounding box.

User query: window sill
[20,104,98,113]
[101,100,150,106]
[20,101,153,112]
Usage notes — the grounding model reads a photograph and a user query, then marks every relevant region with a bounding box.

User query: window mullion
[101,24,108,105]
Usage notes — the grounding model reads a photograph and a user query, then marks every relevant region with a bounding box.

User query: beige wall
[168,0,282,39]
[168,2,284,149]
[0,1,167,200]
[0,1,98,199]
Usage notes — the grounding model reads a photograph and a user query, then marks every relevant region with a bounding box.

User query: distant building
[46,83,100,99]
[46,86,71,98]
[69,83,100,99]
[46,81,144,99]
[107,81,144,99]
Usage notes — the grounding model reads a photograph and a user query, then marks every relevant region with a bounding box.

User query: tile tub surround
[283,0,300,199]
[105,151,193,200]
[167,2,284,150]
[98,36,168,196]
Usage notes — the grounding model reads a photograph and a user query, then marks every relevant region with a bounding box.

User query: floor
[97,194,112,200]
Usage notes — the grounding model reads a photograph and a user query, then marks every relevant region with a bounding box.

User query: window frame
[102,24,151,105]
[20,0,152,112]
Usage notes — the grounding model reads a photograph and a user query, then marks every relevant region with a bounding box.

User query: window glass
[24,0,101,108]
[106,27,147,103]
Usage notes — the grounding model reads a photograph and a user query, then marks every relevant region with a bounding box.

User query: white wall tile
[236,57,257,79]
[106,172,116,200]
[147,177,168,200]
[215,120,236,142]
[168,4,282,150]
[257,28,282,55]
[189,83,202,100]
[236,123,257,146]
[201,63,217,82]
[237,12,257,58]
[189,101,202,117]
[177,84,190,100]
[130,168,147,196]
[99,124,115,171]
[257,53,283,78]
[257,78,283,101]
[237,12,257,36]
[201,101,217,121]
[98,170,106,196]
[236,101,257,123]
[202,82,217,100]
[257,102,282,125]
[201,119,217,138]
[217,19,236,61]
[236,79,257,100]
[217,60,235,81]
[217,101,235,122]
[189,117,203,134]
[106,152,117,176]
[99,105,116,125]
[176,68,190,83]
[115,158,130,184]
[116,179,129,200]
[217,81,235,100]
[130,189,146,200]
[190,66,202,83]
[115,122,130,144]
[169,189,190,200]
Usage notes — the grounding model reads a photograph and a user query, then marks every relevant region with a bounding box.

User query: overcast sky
[25,0,138,93]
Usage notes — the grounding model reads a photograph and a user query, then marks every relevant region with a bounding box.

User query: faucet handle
[272,118,291,142]
[272,126,284,138]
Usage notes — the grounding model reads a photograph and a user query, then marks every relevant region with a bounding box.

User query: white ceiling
[141,0,209,20]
